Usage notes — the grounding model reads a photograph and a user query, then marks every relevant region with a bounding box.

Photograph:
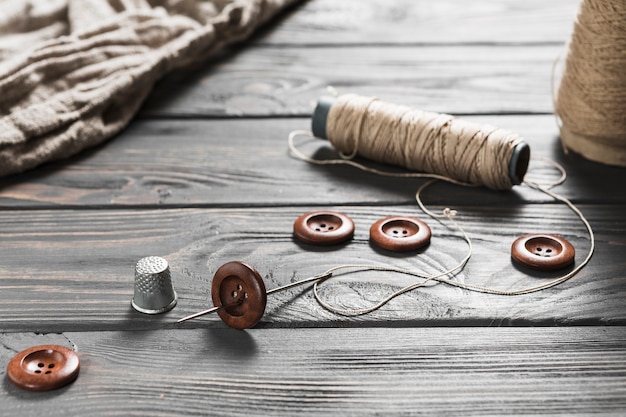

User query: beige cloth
[0,0,297,177]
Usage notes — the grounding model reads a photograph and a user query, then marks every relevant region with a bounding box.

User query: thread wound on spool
[312,94,529,190]
[555,0,626,166]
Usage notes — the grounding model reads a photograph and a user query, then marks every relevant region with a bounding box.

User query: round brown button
[511,234,575,271]
[369,216,432,252]
[293,210,355,246]
[212,261,267,330]
[7,345,80,391]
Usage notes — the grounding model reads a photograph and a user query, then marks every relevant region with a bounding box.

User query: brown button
[212,261,267,330]
[511,234,575,270]
[7,345,80,391]
[369,216,431,252]
[293,210,355,246]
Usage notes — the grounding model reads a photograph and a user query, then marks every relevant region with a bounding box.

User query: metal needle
[177,305,225,323]
[176,271,332,323]
[265,272,332,295]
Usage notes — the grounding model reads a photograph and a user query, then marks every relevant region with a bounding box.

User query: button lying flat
[7,345,80,391]
[293,210,355,246]
[370,216,431,252]
[212,261,267,330]
[511,234,575,270]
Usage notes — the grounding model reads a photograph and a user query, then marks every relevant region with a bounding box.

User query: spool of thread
[311,94,530,190]
[555,0,626,166]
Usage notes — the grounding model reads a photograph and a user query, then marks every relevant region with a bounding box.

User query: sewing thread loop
[287,126,595,315]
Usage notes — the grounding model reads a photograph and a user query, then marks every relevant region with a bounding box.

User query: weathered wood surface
[1,116,625,208]
[0,204,622,333]
[140,0,579,118]
[2,327,625,416]
[2,0,624,415]
[142,45,565,117]
[255,0,579,45]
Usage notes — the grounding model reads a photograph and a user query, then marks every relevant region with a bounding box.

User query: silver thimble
[131,256,177,314]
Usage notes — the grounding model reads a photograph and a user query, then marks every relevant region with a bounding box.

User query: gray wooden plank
[0,204,622,332]
[256,0,578,45]
[1,116,624,207]
[1,327,625,416]
[142,44,564,117]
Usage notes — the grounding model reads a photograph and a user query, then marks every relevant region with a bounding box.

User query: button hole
[35,370,42,374]
[231,291,238,298]
[38,363,45,368]
[48,364,55,369]
[45,371,52,374]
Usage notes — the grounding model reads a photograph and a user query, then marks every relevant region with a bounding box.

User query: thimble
[131,256,177,314]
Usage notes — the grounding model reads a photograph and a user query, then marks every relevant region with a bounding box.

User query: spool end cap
[312,96,336,139]
[509,142,531,185]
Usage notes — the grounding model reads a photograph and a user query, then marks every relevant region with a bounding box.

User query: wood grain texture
[0,204,622,332]
[1,327,625,416]
[1,1,622,415]
[1,116,625,208]
[139,0,579,118]
[142,44,563,117]
[255,0,579,45]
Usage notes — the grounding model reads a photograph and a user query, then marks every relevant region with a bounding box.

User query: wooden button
[212,261,267,330]
[293,210,355,246]
[7,345,80,391]
[511,234,575,270]
[369,216,431,252]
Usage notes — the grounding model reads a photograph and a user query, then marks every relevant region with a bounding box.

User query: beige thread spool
[555,0,626,166]
[311,94,530,190]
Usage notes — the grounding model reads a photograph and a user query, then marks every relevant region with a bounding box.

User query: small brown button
[212,261,267,330]
[293,210,355,246]
[369,216,431,252]
[7,345,80,391]
[511,234,575,270]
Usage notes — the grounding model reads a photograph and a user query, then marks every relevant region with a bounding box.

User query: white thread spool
[311,94,530,190]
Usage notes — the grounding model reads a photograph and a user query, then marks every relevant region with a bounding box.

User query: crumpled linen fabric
[0,0,297,177]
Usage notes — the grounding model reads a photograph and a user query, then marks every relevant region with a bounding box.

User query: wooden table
[2,1,625,415]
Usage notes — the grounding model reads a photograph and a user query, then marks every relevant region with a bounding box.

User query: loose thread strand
[287,128,595,315]
[288,130,475,187]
